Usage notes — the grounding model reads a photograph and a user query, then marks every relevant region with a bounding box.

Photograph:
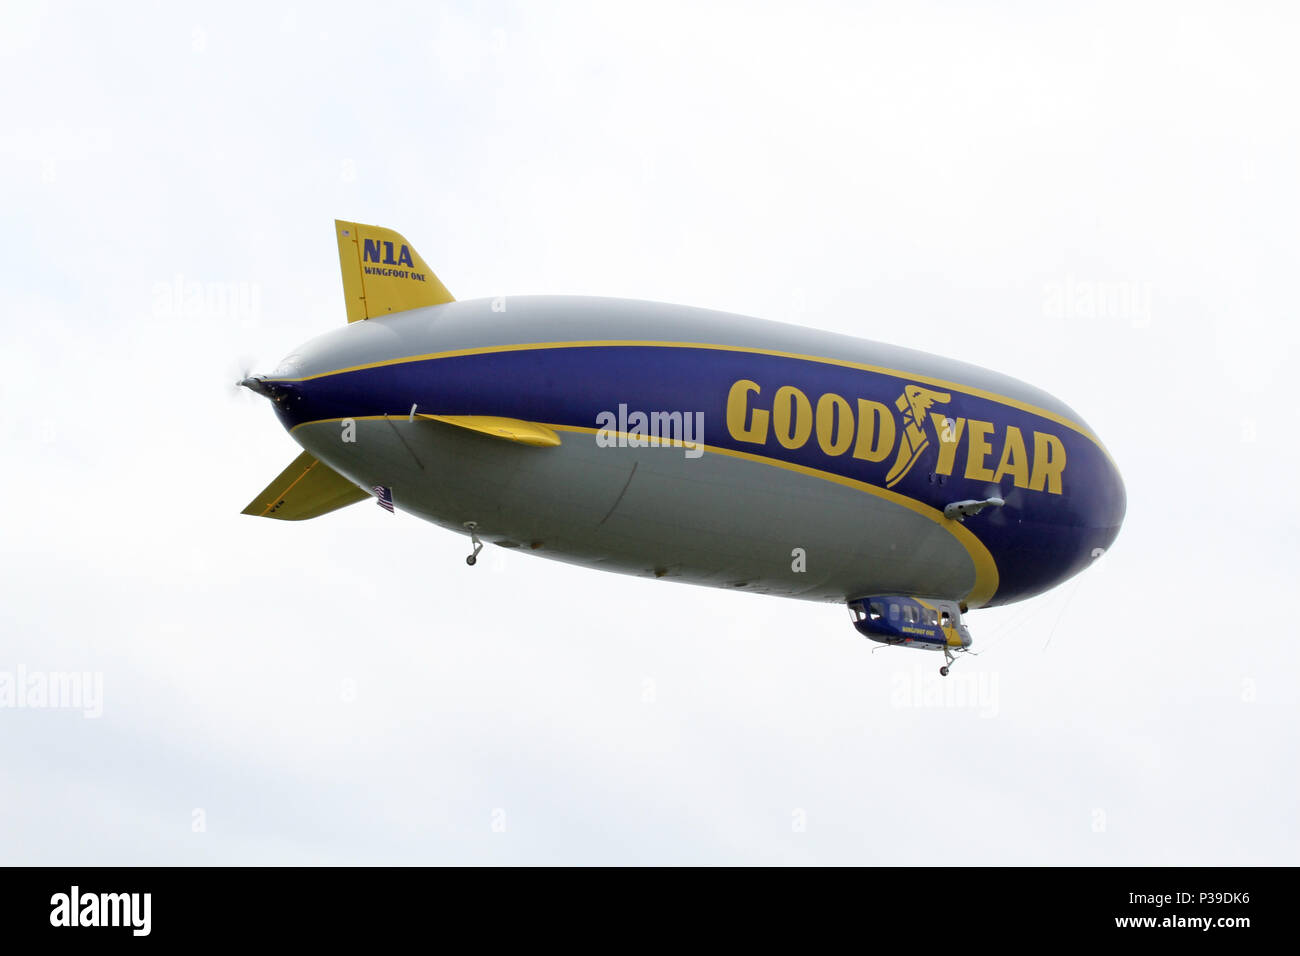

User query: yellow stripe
[268,339,1112,462]
[291,416,394,432]
[294,415,1000,607]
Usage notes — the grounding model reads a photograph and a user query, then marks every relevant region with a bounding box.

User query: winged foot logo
[885,384,950,487]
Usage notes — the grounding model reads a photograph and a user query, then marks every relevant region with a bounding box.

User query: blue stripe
[273,345,1125,606]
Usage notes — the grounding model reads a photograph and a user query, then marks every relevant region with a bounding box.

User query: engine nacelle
[847,595,972,652]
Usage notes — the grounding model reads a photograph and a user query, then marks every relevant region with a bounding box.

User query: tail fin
[241,450,369,520]
[335,220,454,322]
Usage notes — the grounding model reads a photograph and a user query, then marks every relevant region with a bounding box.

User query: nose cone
[252,329,373,431]
[1053,437,1126,595]
[239,375,277,399]
[1091,446,1127,557]
[979,421,1126,607]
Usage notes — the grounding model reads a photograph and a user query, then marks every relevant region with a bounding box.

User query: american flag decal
[371,484,394,513]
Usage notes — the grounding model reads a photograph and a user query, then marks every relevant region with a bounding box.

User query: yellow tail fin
[335,220,454,322]
[241,450,370,520]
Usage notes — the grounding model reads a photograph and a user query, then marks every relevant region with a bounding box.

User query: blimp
[240,221,1125,675]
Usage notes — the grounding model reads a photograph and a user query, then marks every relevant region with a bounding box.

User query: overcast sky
[1,1,1296,864]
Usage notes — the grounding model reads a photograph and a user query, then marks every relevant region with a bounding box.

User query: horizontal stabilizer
[241,450,370,520]
[417,414,561,448]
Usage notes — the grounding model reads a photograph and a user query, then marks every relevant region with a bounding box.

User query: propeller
[229,355,265,403]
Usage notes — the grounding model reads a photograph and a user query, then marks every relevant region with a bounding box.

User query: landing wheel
[939,665,949,677]
[463,521,483,567]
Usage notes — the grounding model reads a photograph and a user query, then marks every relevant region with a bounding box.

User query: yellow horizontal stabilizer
[241,450,370,520]
[417,414,561,448]
[335,219,454,323]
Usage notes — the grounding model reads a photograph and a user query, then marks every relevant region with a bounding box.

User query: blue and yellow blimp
[241,221,1125,674]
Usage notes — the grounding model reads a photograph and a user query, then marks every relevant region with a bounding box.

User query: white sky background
[1,1,1296,864]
